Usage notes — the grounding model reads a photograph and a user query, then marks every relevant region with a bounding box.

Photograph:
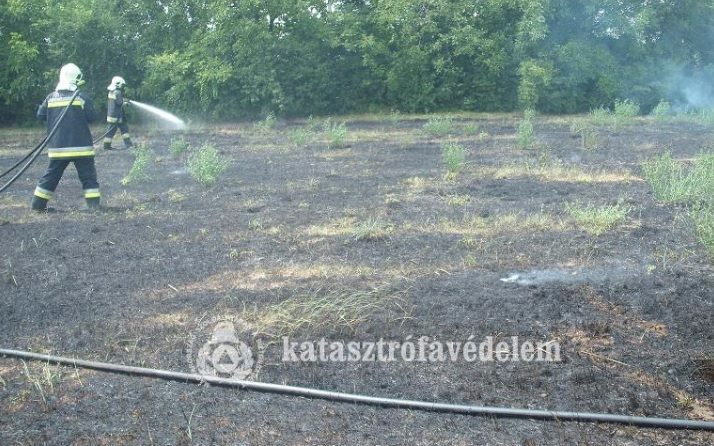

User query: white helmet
[55,63,84,92]
[108,76,126,91]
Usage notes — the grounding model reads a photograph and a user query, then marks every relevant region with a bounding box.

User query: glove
[124,99,132,106]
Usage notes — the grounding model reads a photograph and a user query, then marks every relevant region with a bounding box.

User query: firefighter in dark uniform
[103,76,133,150]
[31,63,100,211]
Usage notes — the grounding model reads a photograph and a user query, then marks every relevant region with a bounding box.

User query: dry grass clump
[241,287,408,338]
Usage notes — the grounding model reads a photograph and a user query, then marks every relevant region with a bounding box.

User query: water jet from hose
[129,100,185,130]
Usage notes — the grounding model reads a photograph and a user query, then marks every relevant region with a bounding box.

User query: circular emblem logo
[187,316,263,380]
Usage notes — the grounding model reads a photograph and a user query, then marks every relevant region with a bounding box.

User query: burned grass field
[1,113,714,445]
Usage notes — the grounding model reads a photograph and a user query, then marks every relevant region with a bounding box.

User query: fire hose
[92,123,118,146]
[2,347,714,431]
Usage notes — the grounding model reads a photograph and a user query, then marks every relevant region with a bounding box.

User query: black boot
[86,197,101,210]
[31,195,49,212]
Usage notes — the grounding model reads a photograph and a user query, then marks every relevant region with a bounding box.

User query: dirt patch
[1,115,714,444]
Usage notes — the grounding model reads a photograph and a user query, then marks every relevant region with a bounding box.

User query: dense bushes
[2,0,714,123]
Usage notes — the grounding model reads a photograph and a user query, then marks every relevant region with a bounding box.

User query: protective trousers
[31,157,100,210]
[103,121,133,149]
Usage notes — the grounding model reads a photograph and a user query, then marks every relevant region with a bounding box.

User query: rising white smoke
[655,63,714,113]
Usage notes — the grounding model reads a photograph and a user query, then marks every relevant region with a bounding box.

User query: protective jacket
[37,90,97,158]
[107,89,127,123]
[104,87,133,149]
[33,87,100,211]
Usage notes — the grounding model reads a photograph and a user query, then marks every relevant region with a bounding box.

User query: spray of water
[129,100,185,129]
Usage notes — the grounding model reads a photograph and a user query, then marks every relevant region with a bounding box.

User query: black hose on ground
[92,123,118,146]
[0,137,52,194]
[2,347,714,431]
[1,119,116,186]
[0,135,48,180]
[0,89,81,193]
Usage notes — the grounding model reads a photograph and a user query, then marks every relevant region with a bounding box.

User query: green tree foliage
[1,0,44,121]
[2,0,714,123]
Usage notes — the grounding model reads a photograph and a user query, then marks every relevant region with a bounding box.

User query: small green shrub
[642,152,688,203]
[581,127,599,151]
[388,109,402,127]
[253,112,276,134]
[644,150,714,261]
[463,122,480,135]
[612,99,640,130]
[323,118,348,149]
[642,151,714,205]
[290,127,314,148]
[566,119,598,150]
[353,217,393,241]
[168,136,190,158]
[569,119,587,136]
[690,152,714,199]
[441,142,468,173]
[121,144,154,185]
[185,142,230,186]
[589,106,611,126]
[515,109,536,149]
[695,108,714,128]
[423,116,454,136]
[248,218,263,231]
[564,200,631,236]
[534,144,553,167]
[589,100,640,130]
[689,205,714,259]
[650,100,671,121]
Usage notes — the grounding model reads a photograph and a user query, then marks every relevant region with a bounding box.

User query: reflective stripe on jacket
[47,146,96,158]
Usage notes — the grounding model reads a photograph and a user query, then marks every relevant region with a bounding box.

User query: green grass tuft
[185,142,230,187]
[423,116,454,136]
[564,200,631,236]
[642,151,714,205]
[441,141,468,173]
[121,144,155,185]
[168,136,191,158]
[515,108,536,149]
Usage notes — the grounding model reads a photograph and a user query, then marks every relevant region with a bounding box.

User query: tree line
[2,0,714,124]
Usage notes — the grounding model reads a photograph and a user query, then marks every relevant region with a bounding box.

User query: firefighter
[103,76,133,150]
[31,63,101,212]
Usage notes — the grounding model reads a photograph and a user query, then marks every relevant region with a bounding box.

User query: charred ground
[1,114,713,445]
